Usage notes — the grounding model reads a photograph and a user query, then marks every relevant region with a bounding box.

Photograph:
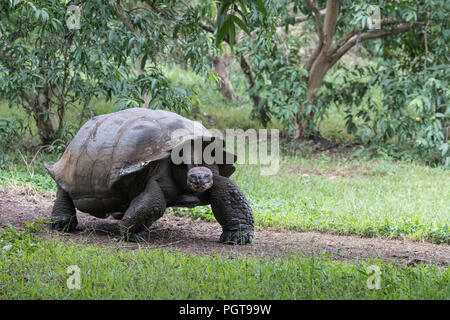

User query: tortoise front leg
[209,175,254,245]
[50,187,78,232]
[119,179,166,242]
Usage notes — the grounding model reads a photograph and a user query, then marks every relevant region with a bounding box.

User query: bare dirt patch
[0,186,448,266]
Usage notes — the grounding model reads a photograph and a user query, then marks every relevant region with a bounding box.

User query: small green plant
[0,225,40,256]
[23,218,51,234]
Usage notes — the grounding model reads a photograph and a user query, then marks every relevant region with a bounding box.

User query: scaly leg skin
[50,187,78,232]
[119,179,166,242]
[209,175,254,245]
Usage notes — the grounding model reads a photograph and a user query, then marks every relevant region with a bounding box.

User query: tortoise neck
[170,163,191,193]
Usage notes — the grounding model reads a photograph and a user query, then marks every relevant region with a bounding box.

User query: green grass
[0,226,448,299]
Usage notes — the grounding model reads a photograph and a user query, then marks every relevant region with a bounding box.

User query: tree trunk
[239,54,260,108]
[292,57,331,139]
[306,56,330,102]
[23,88,60,145]
[212,53,237,100]
[291,0,340,139]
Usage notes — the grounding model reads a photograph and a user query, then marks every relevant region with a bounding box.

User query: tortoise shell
[45,108,236,201]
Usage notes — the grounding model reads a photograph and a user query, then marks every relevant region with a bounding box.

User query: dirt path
[0,187,448,266]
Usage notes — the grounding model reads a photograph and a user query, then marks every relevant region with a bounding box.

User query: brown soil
[0,186,448,267]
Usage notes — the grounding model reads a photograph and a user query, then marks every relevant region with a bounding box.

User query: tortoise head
[186,166,213,193]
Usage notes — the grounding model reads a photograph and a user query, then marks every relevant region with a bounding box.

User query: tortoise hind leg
[119,179,166,242]
[50,187,78,232]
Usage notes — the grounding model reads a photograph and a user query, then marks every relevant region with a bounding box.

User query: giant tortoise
[44,108,254,244]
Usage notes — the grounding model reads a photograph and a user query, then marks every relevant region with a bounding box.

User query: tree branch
[322,0,340,51]
[115,2,136,33]
[199,23,216,35]
[329,22,415,67]
[304,0,339,73]
[308,0,324,44]
[304,1,325,73]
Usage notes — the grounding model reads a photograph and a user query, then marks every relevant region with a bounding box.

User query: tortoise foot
[122,230,149,243]
[219,228,253,245]
[50,215,78,232]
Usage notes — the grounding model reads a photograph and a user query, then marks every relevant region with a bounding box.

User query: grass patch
[0,226,448,299]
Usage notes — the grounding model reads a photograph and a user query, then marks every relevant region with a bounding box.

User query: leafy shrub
[0,117,25,168]
[320,63,449,167]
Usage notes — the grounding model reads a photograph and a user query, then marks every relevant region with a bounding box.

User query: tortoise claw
[121,230,149,243]
[50,215,78,232]
[219,229,253,245]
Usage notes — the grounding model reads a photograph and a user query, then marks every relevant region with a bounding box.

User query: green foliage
[23,218,51,234]
[323,1,449,165]
[1,0,448,166]
[163,64,281,130]
[215,0,449,164]
[215,0,266,47]
[0,0,204,143]
[320,60,449,166]
[372,65,449,166]
[239,32,312,130]
[0,117,25,168]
